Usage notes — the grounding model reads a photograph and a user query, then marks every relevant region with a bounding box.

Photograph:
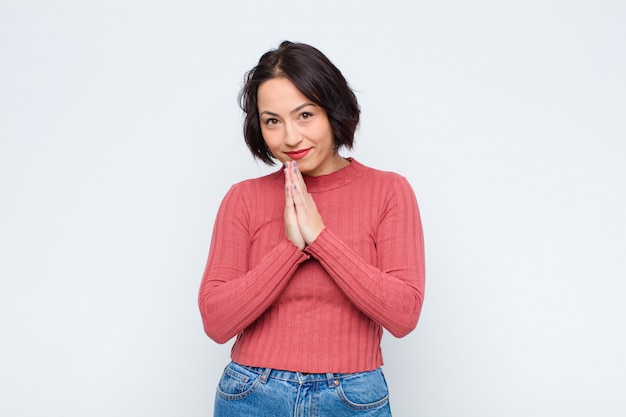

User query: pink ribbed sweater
[199,159,425,373]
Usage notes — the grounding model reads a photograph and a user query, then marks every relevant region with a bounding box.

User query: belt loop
[326,373,339,388]
[260,367,272,384]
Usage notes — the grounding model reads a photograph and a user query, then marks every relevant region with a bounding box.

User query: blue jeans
[214,361,392,416]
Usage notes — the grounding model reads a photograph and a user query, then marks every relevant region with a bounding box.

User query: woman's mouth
[285,148,311,160]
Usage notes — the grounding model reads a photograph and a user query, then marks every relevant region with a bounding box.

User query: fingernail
[284,162,289,168]
[292,161,297,167]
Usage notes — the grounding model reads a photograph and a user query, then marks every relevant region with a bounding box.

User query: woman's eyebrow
[259,103,316,117]
[289,103,316,114]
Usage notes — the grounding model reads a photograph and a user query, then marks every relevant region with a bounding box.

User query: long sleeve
[198,183,309,344]
[304,175,425,338]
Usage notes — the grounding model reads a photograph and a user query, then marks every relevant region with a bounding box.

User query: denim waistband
[237,363,359,385]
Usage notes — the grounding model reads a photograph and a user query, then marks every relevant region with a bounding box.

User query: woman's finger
[287,161,325,245]
[283,163,305,250]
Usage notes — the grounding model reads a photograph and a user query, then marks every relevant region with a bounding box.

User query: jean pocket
[216,363,262,400]
[336,369,390,410]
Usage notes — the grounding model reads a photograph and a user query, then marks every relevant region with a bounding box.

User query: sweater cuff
[283,238,311,263]
[304,228,339,259]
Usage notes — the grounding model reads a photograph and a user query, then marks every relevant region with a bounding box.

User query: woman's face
[257,77,345,176]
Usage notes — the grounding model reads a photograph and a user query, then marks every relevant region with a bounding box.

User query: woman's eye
[300,112,313,120]
[265,118,279,126]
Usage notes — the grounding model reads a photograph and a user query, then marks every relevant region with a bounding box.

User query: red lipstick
[285,148,311,160]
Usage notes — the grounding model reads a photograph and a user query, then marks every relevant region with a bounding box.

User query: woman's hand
[283,161,325,250]
[283,161,306,250]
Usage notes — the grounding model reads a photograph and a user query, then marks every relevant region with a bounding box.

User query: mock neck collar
[270,158,367,193]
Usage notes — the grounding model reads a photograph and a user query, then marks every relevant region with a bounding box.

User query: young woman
[199,41,425,416]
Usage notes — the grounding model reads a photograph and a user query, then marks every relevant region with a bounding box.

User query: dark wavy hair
[239,41,360,165]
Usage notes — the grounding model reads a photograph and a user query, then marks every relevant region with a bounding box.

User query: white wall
[1,1,624,416]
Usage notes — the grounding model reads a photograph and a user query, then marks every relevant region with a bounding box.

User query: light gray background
[1,1,624,416]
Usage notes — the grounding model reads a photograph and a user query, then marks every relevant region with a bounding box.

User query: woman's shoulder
[353,159,411,186]
[217,170,283,214]
[352,161,419,212]
[227,169,283,194]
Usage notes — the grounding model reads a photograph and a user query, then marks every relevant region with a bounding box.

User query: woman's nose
[283,124,303,147]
